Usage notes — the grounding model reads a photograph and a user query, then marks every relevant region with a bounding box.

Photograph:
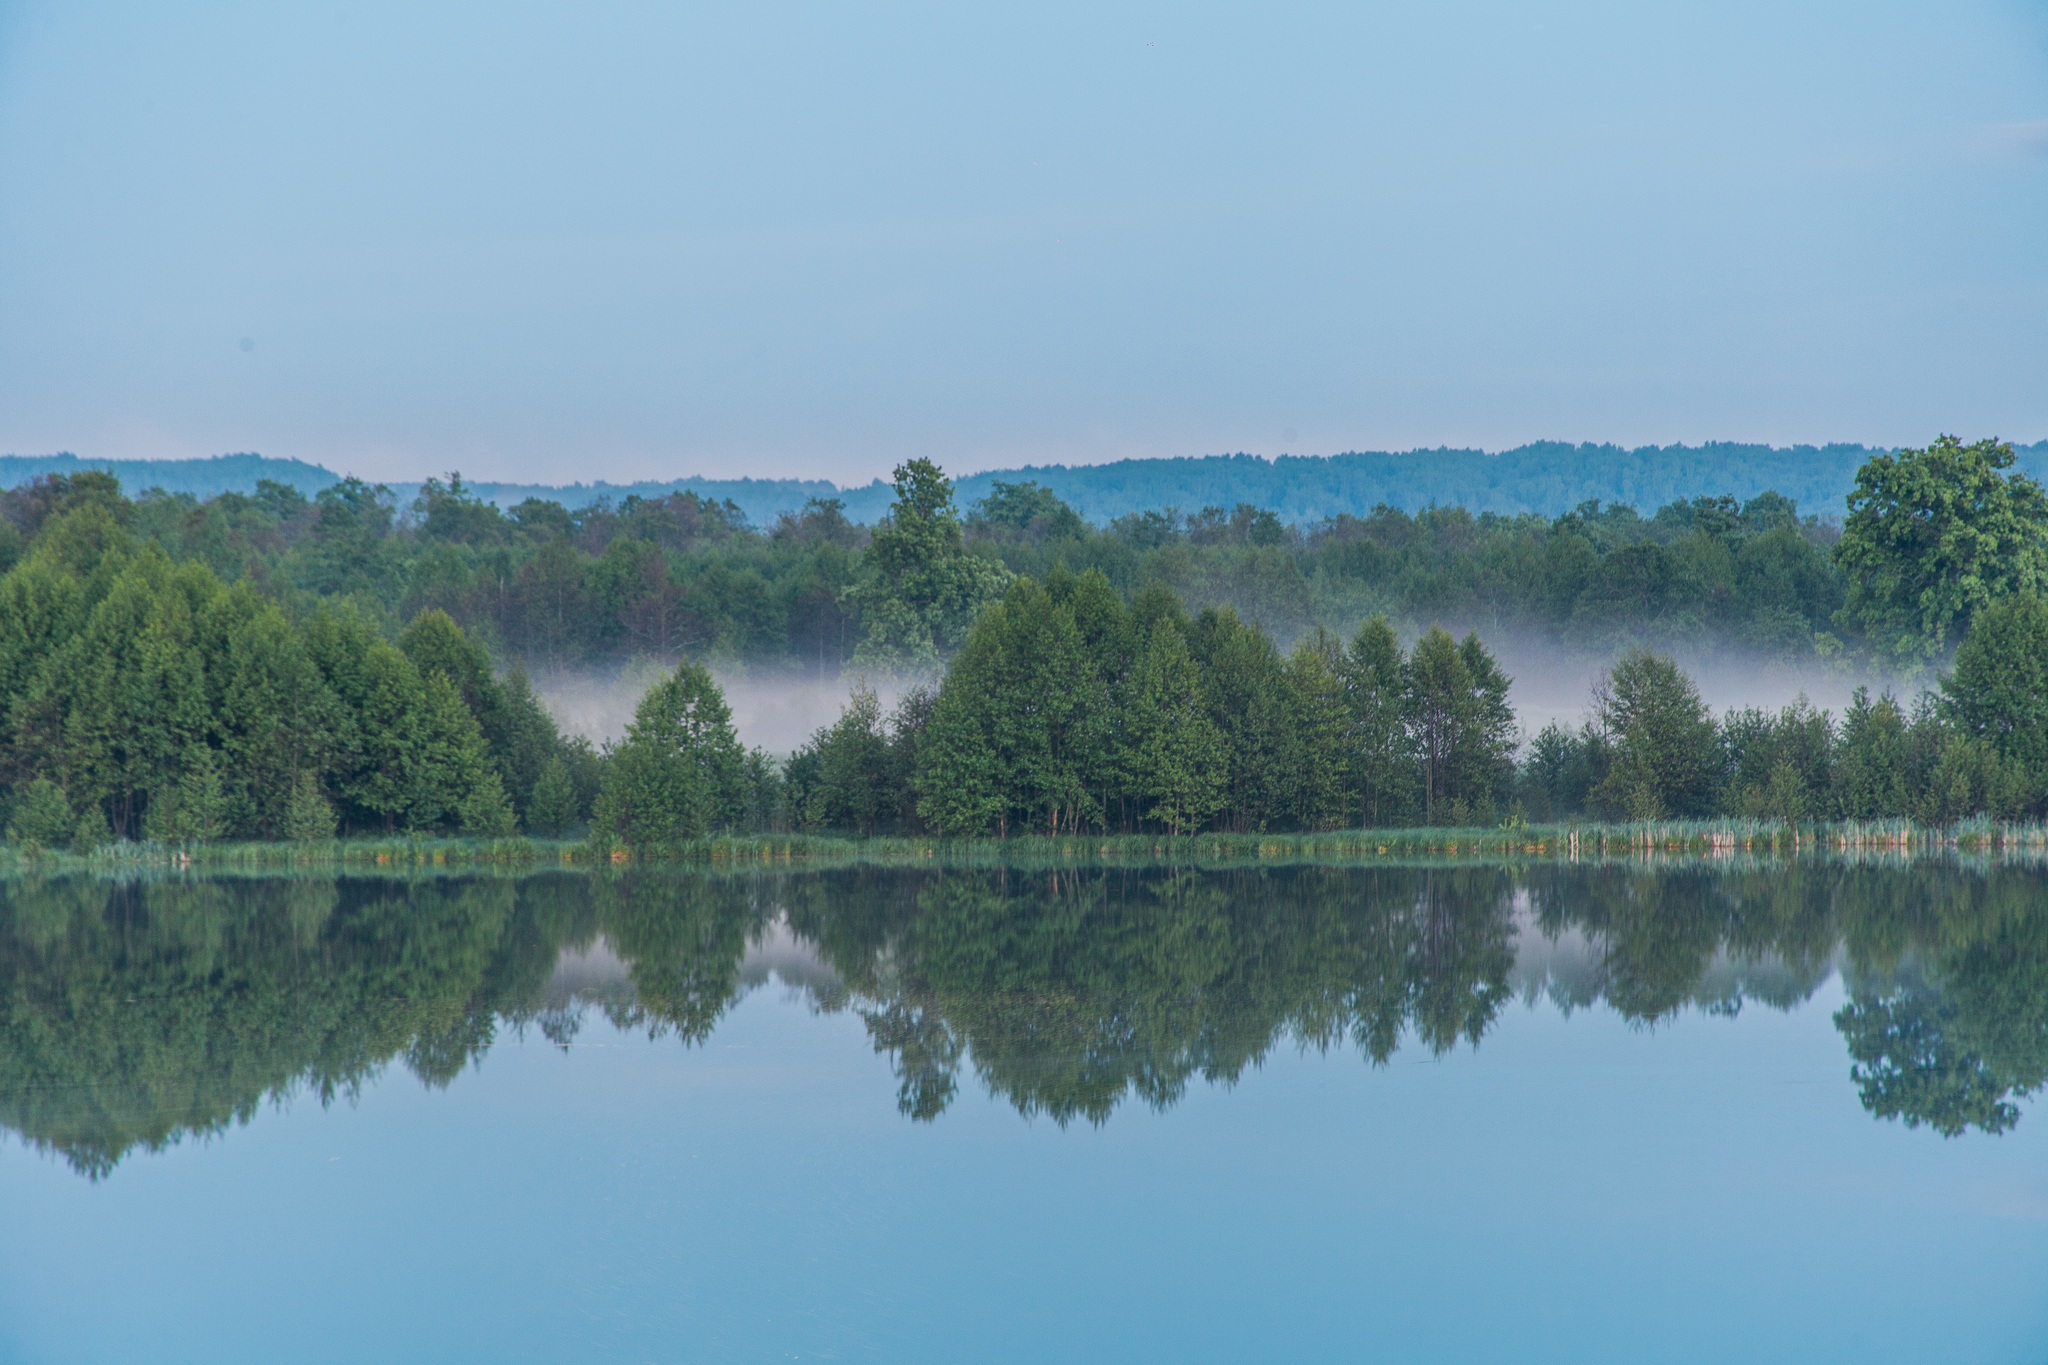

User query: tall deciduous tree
[1125,618,1227,835]
[849,459,1011,674]
[1189,606,1289,832]
[1342,616,1412,829]
[1282,629,1351,831]
[1404,627,1517,825]
[1835,436,2048,667]
[1590,649,1721,819]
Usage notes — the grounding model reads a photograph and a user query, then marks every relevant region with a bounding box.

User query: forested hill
[953,442,2048,525]
[0,453,337,500]
[15,441,2048,526]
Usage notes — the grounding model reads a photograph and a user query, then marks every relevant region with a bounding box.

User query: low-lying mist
[533,642,1917,759]
[534,665,917,755]
[1488,640,1910,737]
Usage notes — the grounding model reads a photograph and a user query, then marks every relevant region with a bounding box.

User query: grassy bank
[4,816,2048,877]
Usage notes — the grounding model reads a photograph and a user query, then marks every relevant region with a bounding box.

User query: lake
[2,859,2045,1363]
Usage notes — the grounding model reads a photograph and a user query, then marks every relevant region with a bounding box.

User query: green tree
[911,578,1113,837]
[849,459,1012,673]
[1835,436,2048,667]
[1452,631,1517,819]
[207,585,341,838]
[400,608,564,821]
[914,636,1007,835]
[1125,618,1228,835]
[1189,607,1289,832]
[1405,627,1515,824]
[1282,629,1351,831]
[1589,649,1720,819]
[792,681,895,833]
[142,746,227,843]
[592,662,747,848]
[284,772,337,842]
[6,777,70,849]
[1342,616,1413,829]
[1831,688,1909,818]
[527,757,581,837]
[1723,697,1834,821]
[1939,593,2048,808]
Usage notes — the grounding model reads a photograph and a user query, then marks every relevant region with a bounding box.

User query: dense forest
[0,444,1941,678]
[5,861,2042,1175]
[0,435,2045,846]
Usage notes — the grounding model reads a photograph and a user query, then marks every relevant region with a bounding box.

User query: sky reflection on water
[1,861,2045,1362]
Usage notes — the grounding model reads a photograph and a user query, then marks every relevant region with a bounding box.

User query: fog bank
[535,666,914,756]
[532,646,1918,761]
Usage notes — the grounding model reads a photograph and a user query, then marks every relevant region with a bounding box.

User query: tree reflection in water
[1,858,2044,1177]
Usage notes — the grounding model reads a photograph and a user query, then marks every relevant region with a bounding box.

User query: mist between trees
[0,435,2045,849]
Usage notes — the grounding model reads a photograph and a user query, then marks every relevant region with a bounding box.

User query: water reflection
[2,860,2044,1177]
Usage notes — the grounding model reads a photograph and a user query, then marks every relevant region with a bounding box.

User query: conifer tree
[1832,688,1909,818]
[284,771,338,842]
[528,757,581,836]
[7,777,70,849]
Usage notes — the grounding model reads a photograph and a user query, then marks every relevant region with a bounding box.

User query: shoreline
[7,817,2048,876]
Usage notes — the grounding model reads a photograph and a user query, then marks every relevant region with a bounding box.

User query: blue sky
[1,0,2043,485]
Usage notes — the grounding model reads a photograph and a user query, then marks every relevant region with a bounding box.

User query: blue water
[1,864,2044,1362]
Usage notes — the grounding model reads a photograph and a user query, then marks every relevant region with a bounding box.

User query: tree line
[8,435,2039,681]
[0,475,602,848]
[758,590,2048,841]
[1,436,2044,847]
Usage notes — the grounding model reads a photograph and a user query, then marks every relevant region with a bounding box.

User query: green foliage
[1125,618,1229,835]
[1941,593,2048,796]
[284,772,338,842]
[528,758,581,837]
[1837,899,2048,1138]
[4,450,2048,847]
[0,506,576,841]
[142,746,227,843]
[0,450,1925,684]
[1832,688,1909,819]
[1835,436,2048,667]
[1591,650,1721,819]
[1723,696,1833,820]
[914,575,1119,836]
[592,661,748,849]
[790,681,894,833]
[7,777,70,849]
[71,804,109,853]
[1281,630,1350,832]
[1404,627,1516,825]
[1342,616,1414,827]
[849,459,1013,673]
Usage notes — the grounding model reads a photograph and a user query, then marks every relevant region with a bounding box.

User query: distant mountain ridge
[11,441,2048,527]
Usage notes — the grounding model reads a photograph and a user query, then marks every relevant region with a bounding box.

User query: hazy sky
[1,0,2044,486]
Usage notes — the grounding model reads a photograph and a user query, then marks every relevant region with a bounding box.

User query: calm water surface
[2,861,2045,1363]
